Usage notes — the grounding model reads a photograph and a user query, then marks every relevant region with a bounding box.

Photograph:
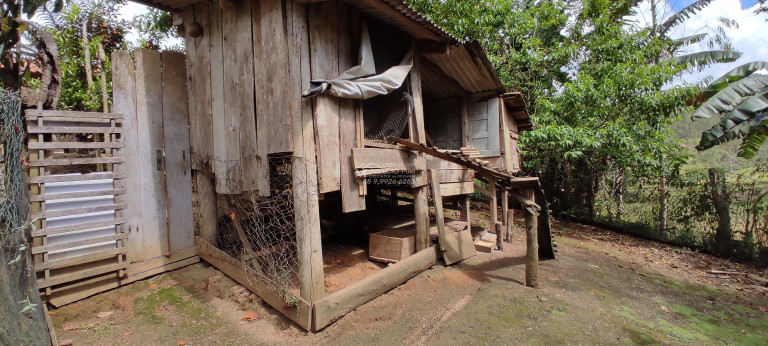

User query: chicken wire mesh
[0,91,50,345]
[214,154,306,305]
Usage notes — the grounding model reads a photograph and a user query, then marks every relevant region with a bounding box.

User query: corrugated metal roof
[340,0,458,42]
[136,0,458,44]
[424,43,504,95]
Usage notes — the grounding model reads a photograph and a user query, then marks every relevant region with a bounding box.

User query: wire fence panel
[586,169,768,263]
[215,155,304,306]
[0,91,50,345]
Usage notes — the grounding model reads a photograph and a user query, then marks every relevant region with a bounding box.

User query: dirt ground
[49,218,768,345]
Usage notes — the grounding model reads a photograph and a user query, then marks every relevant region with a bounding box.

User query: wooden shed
[154,0,544,331]
[27,0,548,332]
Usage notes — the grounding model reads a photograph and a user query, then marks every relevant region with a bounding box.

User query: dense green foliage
[46,0,130,111]
[410,0,697,215]
[411,0,767,262]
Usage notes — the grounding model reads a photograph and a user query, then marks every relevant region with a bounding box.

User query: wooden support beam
[461,195,471,234]
[428,170,447,252]
[413,187,429,251]
[506,209,514,242]
[473,180,491,197]
[495,222,503,251]
[523,188,538,288]
[489,178,497,231]
[501,190,509,227]
[313,246,439,331]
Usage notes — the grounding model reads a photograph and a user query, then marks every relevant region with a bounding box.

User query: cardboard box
[369,229,416,263]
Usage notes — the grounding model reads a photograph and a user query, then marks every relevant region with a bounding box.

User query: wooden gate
[28,50,198,306]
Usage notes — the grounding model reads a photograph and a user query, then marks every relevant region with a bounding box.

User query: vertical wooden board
[254,0,293,196]
[181,7,198,168]
[309,0,341,193]
[487,98,500,157]
[289,0,325,303]
[112,51,143,263]
[222,1,255,193]
[209,1,230,193]
[134,49,169,260]
[489,178,497,228]
[469,101,490,152]
[461,96,471,147]
[258,0,293,155]
[162,51,195,252]
[500,102,514,172]
[509,117,520,173]
[409,57,428,188]
[184,3,213,172]
[338,5,365,213]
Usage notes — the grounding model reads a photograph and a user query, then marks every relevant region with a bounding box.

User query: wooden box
[369,229,416,263]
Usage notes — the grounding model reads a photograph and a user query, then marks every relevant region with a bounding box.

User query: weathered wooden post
[523,188,538,288]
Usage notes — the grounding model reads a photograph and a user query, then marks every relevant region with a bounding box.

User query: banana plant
[694,61,768,159]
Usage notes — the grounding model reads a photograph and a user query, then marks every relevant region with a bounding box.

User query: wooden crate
[369,229,416,263]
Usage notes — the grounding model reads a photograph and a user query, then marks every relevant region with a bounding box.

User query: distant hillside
[672,116,768,173]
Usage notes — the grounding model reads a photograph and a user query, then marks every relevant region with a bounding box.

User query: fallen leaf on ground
[240,311,259,321]
[58,340,74,346]
[178,340,186,345]
[123,332,133,336]
[61,324,77,331]
[96,311,113,318]
[660,306,669,313]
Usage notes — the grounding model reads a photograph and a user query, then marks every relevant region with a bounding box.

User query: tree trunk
[658,175,668,232]
[708,168,732,255]
[82,20,93,88]
[97,41,108,113]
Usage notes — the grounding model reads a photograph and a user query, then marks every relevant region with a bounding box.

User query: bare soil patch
[49,218,768,345]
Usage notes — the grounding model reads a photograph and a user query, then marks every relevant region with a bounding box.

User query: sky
[631,0,767,84]
[119,0,767,82]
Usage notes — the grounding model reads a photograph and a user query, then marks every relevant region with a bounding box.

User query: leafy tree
[45,0,130,111]
[133,8,182,50]
[408,0,573,114]
[1,0,63,90]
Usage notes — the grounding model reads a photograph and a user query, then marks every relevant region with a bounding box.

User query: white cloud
[642,0,768,84]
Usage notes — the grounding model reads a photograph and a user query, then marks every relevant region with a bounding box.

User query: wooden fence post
[523,188,538,288]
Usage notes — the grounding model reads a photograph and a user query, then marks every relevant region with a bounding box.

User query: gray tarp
[302,23,413,100]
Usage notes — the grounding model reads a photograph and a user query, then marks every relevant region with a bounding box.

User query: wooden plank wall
[182,0,368,203]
